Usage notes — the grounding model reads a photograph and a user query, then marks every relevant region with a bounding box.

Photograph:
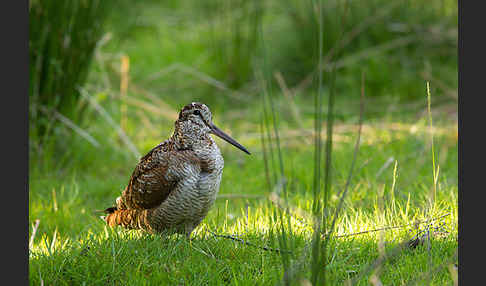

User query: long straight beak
[210,124,251,155]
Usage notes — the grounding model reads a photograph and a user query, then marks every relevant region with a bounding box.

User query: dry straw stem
[135,110,156,134]
[94,33,115,91]
[120,55,130,131]
[369,273,384,286]
[375,156,395,179]
[52,189,58,212]
[38,105,101,148]
[103,58,250,114]
[29,219,41,249]
[145,63,251,103]
[274,71,306,130]
[50,228,58,254]
[80,88,141,159]
[129,85,179,120]
[119,93,178,121]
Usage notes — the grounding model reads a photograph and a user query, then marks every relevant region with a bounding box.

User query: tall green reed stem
[29,0,114,139]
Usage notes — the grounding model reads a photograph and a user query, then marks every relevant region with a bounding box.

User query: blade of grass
[256,12,293,284]
[257,70,278,189]
[310,0,325,283]
[323,71,365,243]
[260,115,273,192]
[426,81,438,204]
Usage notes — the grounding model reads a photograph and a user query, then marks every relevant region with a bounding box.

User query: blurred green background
[29,0,457,152]
[29,0,457,176]
[29,0,457,284]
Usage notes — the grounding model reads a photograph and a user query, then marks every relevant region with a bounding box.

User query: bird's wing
[115,142,201,210]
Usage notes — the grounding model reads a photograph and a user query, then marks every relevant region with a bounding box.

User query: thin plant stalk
[426,81,438,204]
[317,0,350,284]
[310,0,324,283]
[324,71,365,243]
[260,115,273,191]
[258,72,278,188]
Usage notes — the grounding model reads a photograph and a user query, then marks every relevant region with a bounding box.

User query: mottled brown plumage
[103,102,250,237]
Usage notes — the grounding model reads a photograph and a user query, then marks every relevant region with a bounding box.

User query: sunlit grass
[29,0,457,284]
[29,189,457,284]
[29,97,457,284]
[29,184,456,284]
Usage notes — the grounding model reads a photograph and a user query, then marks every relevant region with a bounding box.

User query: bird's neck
[171,122,223,173]
[171,121,213,152]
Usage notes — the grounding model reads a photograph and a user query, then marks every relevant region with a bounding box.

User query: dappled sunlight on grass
[29,100,457,283]
[29,0,457,282]
[29,188,456,284]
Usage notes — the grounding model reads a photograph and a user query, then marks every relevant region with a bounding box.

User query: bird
[102,102,250,238]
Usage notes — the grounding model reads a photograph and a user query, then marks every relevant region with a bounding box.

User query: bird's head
[175,102,251,155]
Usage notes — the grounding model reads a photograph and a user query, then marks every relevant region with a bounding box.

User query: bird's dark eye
[193,110,201,116]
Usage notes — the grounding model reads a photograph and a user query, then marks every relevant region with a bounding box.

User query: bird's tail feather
[104,209,154,231]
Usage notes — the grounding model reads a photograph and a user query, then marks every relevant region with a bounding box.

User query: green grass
[29,95,457,284]
[29,0,457,284]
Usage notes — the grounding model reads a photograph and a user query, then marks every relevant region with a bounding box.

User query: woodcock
[103,102,250,237]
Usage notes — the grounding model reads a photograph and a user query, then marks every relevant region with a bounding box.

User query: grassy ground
[29,102,458,285]
[29,0,457,285]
